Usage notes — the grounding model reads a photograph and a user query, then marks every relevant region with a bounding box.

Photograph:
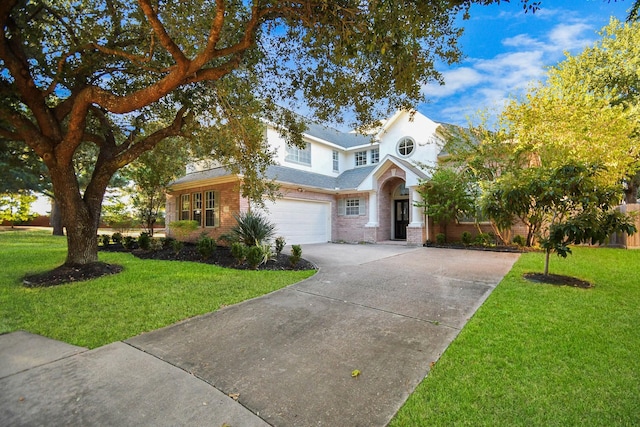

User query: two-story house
[165,110,446,245]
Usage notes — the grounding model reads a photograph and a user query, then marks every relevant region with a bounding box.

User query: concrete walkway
[0,244,519,426]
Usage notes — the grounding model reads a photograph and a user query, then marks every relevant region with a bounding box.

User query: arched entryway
[379,176,408,240]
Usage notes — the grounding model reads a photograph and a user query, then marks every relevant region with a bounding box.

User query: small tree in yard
[489,163,636,277]
[416,167,474,241]
[125,137,189,236]
[537,164,636,276]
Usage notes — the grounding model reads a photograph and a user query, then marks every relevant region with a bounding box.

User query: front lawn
[391,246,640,426]
[0,230,315,349]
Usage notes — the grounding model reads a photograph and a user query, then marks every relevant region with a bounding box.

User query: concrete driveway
[1,244,519,426]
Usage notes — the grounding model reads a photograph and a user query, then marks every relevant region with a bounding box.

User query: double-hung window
[180,194,190,220]
[192,192,202,225]
[338,197,366,216]
[355,151,367,166]
[285,142,311,165]
[371,148,379,164]
[178,191,219,227]
[204,190,219,227]
[332,150,339,172]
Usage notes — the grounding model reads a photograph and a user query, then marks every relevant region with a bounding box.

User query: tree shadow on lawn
[523,272,593,289]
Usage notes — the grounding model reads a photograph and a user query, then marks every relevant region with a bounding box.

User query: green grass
[391,246,640,426]
[0,230,315,349]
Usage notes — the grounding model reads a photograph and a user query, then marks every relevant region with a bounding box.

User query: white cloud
[547,23,595,52]
[419,16,601,127]
[421,67,484,98]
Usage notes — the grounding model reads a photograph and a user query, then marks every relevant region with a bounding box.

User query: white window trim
[177,191,220,227]
[285,142,312,165]
[371,148,380,164]
[180,194,190,220]
[355,150,367,167]
[338,197,366,216]
[204,190,220,228]
[397,137,415,158]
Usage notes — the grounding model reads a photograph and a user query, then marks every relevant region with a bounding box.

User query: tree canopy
[502,18,640,199]
[416,166,474,238]
[437,18,639,255]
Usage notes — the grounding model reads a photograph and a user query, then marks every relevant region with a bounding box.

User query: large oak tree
[0,0,536,268]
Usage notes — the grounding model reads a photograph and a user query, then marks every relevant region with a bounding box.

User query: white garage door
[263,199,331,245]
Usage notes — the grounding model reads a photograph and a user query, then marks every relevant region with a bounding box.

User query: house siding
[166,180,242,242]
[335,192,371,243]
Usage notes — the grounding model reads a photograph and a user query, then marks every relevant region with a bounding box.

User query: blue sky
[417,0,633,126]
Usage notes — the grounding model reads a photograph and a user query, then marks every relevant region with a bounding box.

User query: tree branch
[0,9,61,141]
[112,106,191,169]
[138,0,188,67]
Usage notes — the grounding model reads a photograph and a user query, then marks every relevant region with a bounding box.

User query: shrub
[461,231,473,245]
[168,220,199,241]
[99,234,111,246]
[138,232,151,250]
[171,239,183,254]
[123,235,136,250]
[230,242,247,265]
[196,233,217,259]
[246,245,264,270]
[275,236,286,256]
[290,244,302,267]
[149,237,163,251]
[260,243,275,265]
[161,236,176,249]
[111,232,123,244]
[512,234,526,247]
[436,233,446,245]
[474,232,492,246]
[229,211,276,246]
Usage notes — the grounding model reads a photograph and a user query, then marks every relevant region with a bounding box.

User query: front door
[394,200,409,240]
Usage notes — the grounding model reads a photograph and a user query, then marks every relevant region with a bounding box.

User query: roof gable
[357,155,429,191]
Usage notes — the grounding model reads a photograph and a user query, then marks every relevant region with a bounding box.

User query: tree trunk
[544,249,551,275]
[50,164,106,266]
[64,216,100,265]
[50,198,64,236]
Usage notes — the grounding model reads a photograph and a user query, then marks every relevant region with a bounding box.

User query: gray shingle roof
[303,121,373,149]
[336,165,377,189]
[168,167,231,186]
[265,165,337,189]
[169,164,377,191]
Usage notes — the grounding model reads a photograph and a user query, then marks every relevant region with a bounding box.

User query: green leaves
[417,167,474,228]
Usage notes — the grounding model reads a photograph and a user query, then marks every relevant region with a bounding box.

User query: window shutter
[338,198,345,216]
[215,191,220,227]
[359,197,366,216]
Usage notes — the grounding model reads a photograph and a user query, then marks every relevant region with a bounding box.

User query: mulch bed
[523,272,593,288]
[22,243,315,288]
[23,262,124,288]
[122,243,316,272]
